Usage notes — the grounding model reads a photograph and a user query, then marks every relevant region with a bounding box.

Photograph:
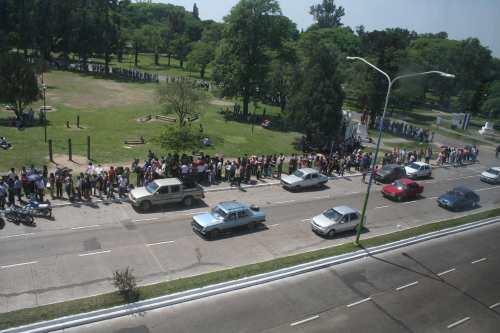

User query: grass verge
[1,207,499,330]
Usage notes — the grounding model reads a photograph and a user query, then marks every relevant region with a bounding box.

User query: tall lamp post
[346,56,455,245]
[43,82,47,143]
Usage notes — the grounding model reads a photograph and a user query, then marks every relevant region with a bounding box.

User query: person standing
[55,173,63,198]
[49,173,56,199]
[0,180,6,209]
[14,176,22,204]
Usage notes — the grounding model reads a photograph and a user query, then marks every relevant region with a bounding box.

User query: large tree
[213,0,292,119]
[287,30,345,146]
[0,53,39,119]
[309,0,345,29]
[187,41,215,78]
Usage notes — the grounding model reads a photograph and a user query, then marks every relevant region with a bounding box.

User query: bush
[112,267,139,302]
[155,125,203,153]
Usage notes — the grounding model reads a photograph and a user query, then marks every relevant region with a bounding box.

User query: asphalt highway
[0,163,499,313]
[62,215,500,333]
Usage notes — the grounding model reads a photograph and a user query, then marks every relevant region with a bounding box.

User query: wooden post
[87,136,91,161]
[66,121,70,128]
[48,139,53,162]
[77,115,80,128]
[68,139,72,161]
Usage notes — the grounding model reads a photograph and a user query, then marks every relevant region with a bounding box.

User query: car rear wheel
[140,200,152,212]
[182,196,194,207]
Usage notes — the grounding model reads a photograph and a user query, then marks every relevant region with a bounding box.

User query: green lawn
[0,70,300,171]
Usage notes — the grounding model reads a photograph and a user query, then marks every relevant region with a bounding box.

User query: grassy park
[0,70,301,171]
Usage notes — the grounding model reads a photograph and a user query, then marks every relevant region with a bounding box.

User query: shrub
[112,267,139,302]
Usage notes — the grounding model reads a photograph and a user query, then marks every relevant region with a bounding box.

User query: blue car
[437,187,480,211]
[192,201,266,239]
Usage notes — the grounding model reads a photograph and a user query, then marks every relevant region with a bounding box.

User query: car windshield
[409,163,421,170]
[211,206,227,219]
[293,170,304,178]
[323,208,342,221]
[486,168,500,175]
[382,165,394,171]
[146,182,159,194]
[392,180,407,190]
[447,189,465,197]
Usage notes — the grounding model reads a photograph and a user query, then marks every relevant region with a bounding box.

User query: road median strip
[1,207,499,332]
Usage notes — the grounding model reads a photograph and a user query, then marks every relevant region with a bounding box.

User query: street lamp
[346,56,455,245]
[43,82,47,143]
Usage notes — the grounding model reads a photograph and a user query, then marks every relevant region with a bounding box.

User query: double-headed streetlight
[346,56,455,245]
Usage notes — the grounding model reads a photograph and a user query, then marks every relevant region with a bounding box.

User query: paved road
[0,163,499,313]
[61,216,500,333]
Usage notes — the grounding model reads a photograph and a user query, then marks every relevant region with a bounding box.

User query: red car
[382,178,423,201]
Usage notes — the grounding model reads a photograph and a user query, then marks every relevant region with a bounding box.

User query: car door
[154,186,169,205]
[303,173,312,187]
[337,215,350,232]
[168,185,181,204]
[348,213,360,231]
[311,173,320,186]
[237,209,251,226]
[224,213,238,230]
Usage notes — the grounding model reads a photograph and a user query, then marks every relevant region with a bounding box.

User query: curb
[4,215,499,333]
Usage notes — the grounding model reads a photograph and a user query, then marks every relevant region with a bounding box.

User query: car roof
[408,162,429,167]
[218,201,248,212]
[154,178,182,187]
[332,206,359,215]
[452,186,473,194]
[298,168,318,174]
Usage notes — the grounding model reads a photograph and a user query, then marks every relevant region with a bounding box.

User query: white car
[310,206,364,237]
[404,162,432,179]
[281,168,328,190]
[480,167,500,184]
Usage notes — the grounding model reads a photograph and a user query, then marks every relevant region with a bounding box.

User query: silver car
[480,167,500,184]
[310,206,364,237]
[192,201,266,239]
[281,168,328,190]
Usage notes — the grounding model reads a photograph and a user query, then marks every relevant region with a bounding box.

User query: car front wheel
[140,200,152,212]
[208,229,220,240]
[327,229,335,238]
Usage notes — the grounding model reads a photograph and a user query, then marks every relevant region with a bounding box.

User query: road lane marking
[447,317,470,329]
[78,250,112,257]
[268,224,280,228]
[490,302,500,309]
[290,315,320,327]
[427,196,438,200]
[351,191,361,195]
[186,211,208,216]
[347,297,371,308]
[437,268,456,277]
[402,200,418,205]
[476,186,500,192]
[275,200,296,205]
[1,261,38,269]
[71,225,101,230]
[396,281,419,291]
[134,218,160,222]
[375,205,391,209]
[471,258,487,264]
[301,218,311,222]
[146,241,175,247]
[313,195,330,200]
[0,233,34,239]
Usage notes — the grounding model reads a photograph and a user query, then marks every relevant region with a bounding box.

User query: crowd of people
[436,145,479,166]
[375,116,433,142]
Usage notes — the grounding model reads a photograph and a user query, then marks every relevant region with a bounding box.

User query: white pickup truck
[129,178,204,211]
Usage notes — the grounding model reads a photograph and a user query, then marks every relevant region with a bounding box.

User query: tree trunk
[104,52,110,75]
[117,50,123,63]
[168,54,171,66]
[134,49,139,67]
[154,51,159,65]
[200,66,205,79]
[180,59,184,68]
[243,93,250,121]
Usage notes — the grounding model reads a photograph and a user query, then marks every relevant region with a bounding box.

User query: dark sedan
[375,164,406,183]
[437,187,480,211]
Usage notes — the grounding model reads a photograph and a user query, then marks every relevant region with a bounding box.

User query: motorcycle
[24,198,52,218]
[4,206,35,225]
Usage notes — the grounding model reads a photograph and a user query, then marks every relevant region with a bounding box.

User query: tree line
[1,0,499,147]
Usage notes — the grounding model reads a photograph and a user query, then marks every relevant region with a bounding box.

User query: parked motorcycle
[24,198,52,218]
[4,206,35,225]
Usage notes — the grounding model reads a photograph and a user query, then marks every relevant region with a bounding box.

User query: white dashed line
[471,258,487,264]
[427,196,438,200]
[186,211,208,216]
[402,200,418,205]
[447,317,470,329]
[313,195,330,200]
[347,297,371,308]
[351,191,361,195]
[476,186,500,192]
[0,233,34,239]
[489,302,500,309]
[268,224,280,228]
[437,268,456,277]
[301,218,311,222]
[290,315,320,327]
[134,218,160,222]
[1,261,38,269]
[275,200,296,205]
[146,240,175,247]
[78,250,112,257]
[396,281,419,291]
[71,225,101,230]
[375,205,391,209]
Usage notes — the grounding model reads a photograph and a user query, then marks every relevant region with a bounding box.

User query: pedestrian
[0,180,6,209]
[56,173,63,198]
[14,176,22,204]
[35,177,45,202]
[49,173,55,199]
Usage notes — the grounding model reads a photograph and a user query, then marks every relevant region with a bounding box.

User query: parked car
[404,162,432,179]
[437,187,480,211]
[281,168,328,190]
[129,178,204,211]
[382,178,424,201]
[191,201,266,239]
[310,206,364,237]
[480,167,500,184]
[374,164,406,183]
